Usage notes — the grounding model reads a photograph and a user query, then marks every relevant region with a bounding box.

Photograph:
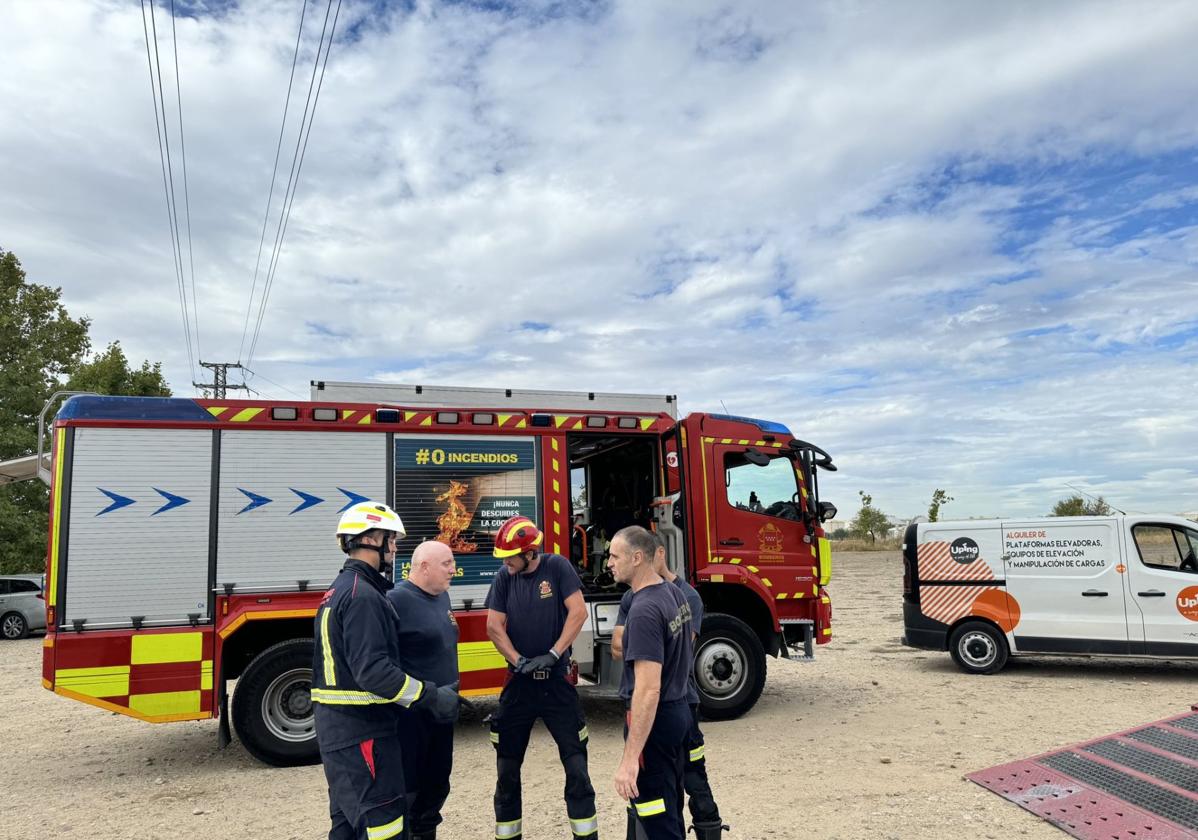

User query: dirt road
[3,551,1196,839]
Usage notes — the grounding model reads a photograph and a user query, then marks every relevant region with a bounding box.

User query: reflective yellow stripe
[129,690,201,716]
[392,674,424,707]
[635,798,666,817]
[49,429,66,605]
[311,688,392,705]
[496,819,522,838]
[320,607,336,685]
[459,641,507,673]
[56,665,130,698]
[818,537,832,585]
[207,406,228,417]
[578,725,589,742]
[690,745,705,762]
[489,730,499,744]
[200,660,213,691]
[230,407,264,422]
[570,814,599,836]
[366,814,404,840]
[131,632,203,664]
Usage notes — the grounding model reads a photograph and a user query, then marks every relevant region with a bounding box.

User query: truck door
[1125,520,1198,656]
[709,443,810,573]
[1002,519,1128,654]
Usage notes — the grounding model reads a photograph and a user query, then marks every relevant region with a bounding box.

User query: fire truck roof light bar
[376,409,400,423]
[530,413,553,427]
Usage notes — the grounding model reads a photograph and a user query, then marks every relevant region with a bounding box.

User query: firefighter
[313,501,461,840]
[485,515,598,840]
[611,534,727,839]
[608,526,693,840]
[386,540,460,840]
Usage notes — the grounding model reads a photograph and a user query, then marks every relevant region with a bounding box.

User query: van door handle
[1137,590,1167,597]
[719,538,744,546]
[1081,590,1108,597]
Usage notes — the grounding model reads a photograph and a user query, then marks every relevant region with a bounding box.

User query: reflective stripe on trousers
[496,818,522,838]
[570,814,599,836]
[366,814,404,840]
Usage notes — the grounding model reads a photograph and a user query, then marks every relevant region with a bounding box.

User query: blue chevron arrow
[338,488,371,512]
[97,488,136,517]
[290,488,324,515]
[152,488,191,516]
[237,488,273,514]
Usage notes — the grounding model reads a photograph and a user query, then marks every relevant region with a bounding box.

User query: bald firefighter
[485,515,598,840]
[386,540,461,840]
[313,502,460,840]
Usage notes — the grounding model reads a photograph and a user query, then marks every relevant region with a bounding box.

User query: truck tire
[232,639,319,766]
[694,613,766,720]
[948,621,1009,675]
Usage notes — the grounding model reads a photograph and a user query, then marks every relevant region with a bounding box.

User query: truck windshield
[724,453,801,520]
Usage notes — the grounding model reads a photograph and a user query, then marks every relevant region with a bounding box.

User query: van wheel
[949,621,1008,675]
[1,612,28,640]
[232,639,319,766]
[695,613,766,720]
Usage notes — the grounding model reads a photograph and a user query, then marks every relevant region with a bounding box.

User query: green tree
[0,249,170,573]
[928,488,954,522]
[65,341,170,397]
[850,491,891,543]
[1050,495,1111,517]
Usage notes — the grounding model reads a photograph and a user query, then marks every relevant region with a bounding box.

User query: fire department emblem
[758,523,784,557]
[539,580,553,599]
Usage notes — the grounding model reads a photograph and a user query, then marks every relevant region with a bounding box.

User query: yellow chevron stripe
[230,407,264,423]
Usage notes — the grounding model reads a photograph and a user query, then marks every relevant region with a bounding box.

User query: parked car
[0,575,47,640]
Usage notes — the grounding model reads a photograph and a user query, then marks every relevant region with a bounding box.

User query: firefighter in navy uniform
[313,502,460,840]
[608,526,694,840]
[612,534,727,839]
[485,515,598,840]
[386,540,460,840]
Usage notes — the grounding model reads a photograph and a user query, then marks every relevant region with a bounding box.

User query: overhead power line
[140,0,198,386]
[245,0,343,370]
[194,361,250,400]
[170,0,200,361]
[238,0,310,364]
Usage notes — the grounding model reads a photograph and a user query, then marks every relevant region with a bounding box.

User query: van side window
[1133,525,1198,574]
[723,453,801,520]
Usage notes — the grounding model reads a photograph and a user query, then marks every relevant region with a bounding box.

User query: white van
[901,514,1198,673]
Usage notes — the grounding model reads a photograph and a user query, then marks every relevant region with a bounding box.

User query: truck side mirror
[744,450,770,467]
[818,501,838,523]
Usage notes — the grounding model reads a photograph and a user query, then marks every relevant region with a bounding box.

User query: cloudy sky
[3,0,1198,520]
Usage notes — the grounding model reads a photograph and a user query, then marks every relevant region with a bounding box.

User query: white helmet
[336,501,406,554]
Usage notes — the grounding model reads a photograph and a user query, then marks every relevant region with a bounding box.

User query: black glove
[414,680,461,724]
[516,650,559,674]
[513,655,530,672]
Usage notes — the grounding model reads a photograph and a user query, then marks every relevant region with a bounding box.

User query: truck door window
[1133,524,1198,574]
[723,452,801,520]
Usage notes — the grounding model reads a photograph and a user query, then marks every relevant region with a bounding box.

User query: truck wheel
[232,639,319,766]
[694,613,766,720]
[1,612,29,640]
[949,621,1009,675]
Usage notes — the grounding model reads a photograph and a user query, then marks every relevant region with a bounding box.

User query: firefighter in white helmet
[313,501,460,840]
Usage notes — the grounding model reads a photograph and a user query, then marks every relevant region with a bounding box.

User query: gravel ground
[3,550,1196,839]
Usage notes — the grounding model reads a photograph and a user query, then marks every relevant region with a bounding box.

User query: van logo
[1178,586,1198,622]
[950,537,980,565]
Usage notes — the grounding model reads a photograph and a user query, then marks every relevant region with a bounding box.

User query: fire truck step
[968,705,1198,840]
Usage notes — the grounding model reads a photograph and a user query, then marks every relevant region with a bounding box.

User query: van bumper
[901,600,947,650]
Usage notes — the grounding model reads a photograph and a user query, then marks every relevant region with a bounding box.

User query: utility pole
[194,361,250,399]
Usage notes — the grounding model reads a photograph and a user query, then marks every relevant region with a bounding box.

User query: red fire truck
[36,383,836,765]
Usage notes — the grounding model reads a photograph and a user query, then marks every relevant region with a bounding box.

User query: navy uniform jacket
[312,559,426,751]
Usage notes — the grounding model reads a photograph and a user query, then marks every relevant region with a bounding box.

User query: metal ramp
[969,704,1198,839]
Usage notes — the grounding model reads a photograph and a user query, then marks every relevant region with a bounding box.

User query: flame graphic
[436,480,478,552]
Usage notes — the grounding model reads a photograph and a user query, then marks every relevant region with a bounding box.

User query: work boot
[689,820,729,840]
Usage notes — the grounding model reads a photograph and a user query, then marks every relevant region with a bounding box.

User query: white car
[0,575,47,640]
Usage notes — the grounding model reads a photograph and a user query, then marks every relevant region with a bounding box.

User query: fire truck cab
[37,384,836,765]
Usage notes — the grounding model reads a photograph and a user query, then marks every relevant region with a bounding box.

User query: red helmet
[493,515,543,558]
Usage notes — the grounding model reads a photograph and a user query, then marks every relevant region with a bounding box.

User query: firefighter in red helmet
[485,515,598,839]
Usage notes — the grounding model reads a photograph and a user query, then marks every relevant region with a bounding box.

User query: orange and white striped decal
[918,540,998,625]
